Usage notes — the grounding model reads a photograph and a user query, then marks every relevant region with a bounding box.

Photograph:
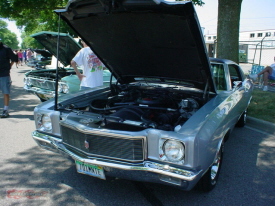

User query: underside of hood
[33,49,52,58]
[56,0,215,92]
[31,31,82,67]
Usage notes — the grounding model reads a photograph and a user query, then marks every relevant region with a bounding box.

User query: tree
[217,0,243,63]
[0,0,205,35]
[0,19,19,49]
[0,0,77,36]
[21,32,44,49]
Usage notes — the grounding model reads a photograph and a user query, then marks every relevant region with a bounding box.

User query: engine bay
[27,68,76,81]
[64,84,210,132]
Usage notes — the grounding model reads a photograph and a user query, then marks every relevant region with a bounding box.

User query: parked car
[33,49,52,70]
[32,0,253,192]
[24,31,113,101]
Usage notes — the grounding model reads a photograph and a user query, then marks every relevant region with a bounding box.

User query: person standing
[17,49,23,66]
[23,49,27,64]
[14,50,19,68]
[0,40,18,118]
[26,48,33,62]
[71,40,104,90]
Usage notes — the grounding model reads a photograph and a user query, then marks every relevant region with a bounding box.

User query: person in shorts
[0,40,18,118]
[249,56,275,91]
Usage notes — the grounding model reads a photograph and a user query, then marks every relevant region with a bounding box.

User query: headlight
[37,113,52,132]
[58,83,63,93]
[61,83,69,93]
[59,83,69,93]
[24,77,31,86]
[160,139,185,163]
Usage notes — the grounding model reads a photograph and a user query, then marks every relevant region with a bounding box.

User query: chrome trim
[63,142,144,163]
[24,85,56,98]
[60,121,146,140]
[23,76,67,98]
[32,130,202,181]
[60,123,146,162]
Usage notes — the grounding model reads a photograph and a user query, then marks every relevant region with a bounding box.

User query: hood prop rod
[54,13,61,111]
[203,79,209,103]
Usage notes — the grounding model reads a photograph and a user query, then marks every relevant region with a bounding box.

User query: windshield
[211,63,226,91]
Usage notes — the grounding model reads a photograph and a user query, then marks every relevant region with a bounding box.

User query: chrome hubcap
[243,111,247,123]
[210,146,222,181]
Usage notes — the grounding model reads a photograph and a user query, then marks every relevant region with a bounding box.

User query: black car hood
[56,0,215,92]
[31,31,82,67]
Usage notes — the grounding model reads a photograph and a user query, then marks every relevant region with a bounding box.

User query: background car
[33,49,52,70]
[31,0,253,192]
[24,31,113,101]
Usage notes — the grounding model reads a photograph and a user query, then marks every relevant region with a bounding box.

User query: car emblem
[84,140,89,149]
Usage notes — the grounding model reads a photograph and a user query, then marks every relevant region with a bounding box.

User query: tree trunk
[217,0,243,63]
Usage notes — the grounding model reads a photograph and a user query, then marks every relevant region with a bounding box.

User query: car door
[228,64,252,122]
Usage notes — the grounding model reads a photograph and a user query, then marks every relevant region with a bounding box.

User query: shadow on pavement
[0,127,274,205]
[0,146,150,206]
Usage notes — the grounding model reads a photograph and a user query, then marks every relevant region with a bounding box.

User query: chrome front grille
[29,77,56,90]
[61,125,145,162]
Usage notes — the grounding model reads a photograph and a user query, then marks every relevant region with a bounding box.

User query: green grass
[248,88,275,123]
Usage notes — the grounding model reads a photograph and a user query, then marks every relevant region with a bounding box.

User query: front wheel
[197,141,224,192]
[236,110,247,127]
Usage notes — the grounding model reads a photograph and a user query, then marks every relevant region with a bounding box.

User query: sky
[4,0,275,44]
[195,0,275,35]
[4,19,22,44]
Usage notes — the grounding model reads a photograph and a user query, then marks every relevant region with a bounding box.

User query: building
[204,29,275,65]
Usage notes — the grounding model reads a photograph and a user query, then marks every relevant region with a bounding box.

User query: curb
[247,116,275,135]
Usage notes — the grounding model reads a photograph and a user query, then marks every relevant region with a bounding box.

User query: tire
[198,141,224,192]
[236,110,247,127]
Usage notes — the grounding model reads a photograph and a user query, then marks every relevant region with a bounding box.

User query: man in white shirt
[71,40,104,90]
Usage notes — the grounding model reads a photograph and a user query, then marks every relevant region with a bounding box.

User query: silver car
[32,0,253,192]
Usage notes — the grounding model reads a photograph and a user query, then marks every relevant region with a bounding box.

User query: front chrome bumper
[32,130,202,188]
[24,86,55,99]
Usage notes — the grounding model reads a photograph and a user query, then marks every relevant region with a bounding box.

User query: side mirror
[233,81,242,87]
[232,81,242,91]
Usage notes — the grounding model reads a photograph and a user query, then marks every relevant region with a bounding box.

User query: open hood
[33,49,52,58]
[56,0,215,92]
[31,31,82,67]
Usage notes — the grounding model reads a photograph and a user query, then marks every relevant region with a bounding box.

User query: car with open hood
[25,49,52,69]
[33,49,52,70]
[31,0,253,191]
[23,31,112,101]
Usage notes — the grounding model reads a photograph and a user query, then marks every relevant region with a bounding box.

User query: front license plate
[75,160,106,180]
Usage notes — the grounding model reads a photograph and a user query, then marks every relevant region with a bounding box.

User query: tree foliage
[0,0,69,32]
[20,32,44,49]
[0,19,19,49]
[0,0,75,48]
